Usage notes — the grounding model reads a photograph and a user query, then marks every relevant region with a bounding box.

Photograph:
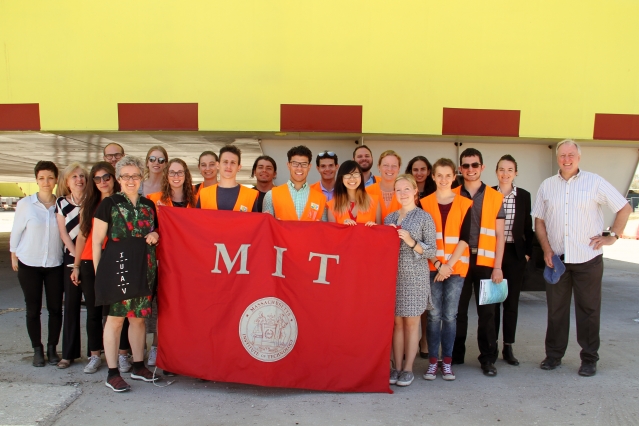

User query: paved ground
[1,232,638,426]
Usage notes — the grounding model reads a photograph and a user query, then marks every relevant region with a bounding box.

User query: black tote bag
[95,236,152,306]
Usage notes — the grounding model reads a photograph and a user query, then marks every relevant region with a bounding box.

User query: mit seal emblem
[239,297,298,362]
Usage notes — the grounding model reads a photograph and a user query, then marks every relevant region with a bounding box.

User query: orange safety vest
[366,182,401,223]
[453,186,504,268]
[145,191,193,208]
[199,184,258,212]
[420,193,473,276]
[271,183,326,221]
[327,194,379,224]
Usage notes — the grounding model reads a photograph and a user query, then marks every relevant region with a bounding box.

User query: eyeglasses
[461,162,482,169]
[104,153,123,161]
[148,156,166,164]
[343,173,361,180]
[318,151,336,158]
[119,174,142,181]
[290,161,309,168]
[92,173,112,184]
[168,170,185,177]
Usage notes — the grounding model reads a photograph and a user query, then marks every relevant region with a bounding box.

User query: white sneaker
[84,355,102,374]
[118,354,132,373]
[147,346,157,366]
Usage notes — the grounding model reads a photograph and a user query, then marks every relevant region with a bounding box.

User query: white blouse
[10,194,63,268]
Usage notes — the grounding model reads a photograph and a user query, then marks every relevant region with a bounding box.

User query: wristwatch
[609,231,619,239]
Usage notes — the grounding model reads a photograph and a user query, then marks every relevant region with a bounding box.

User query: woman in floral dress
[92,156,160,392]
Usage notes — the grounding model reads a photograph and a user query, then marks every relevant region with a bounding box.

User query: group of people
[9,138,630,392]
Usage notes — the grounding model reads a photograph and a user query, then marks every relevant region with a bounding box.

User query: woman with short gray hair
[93,155,161,391]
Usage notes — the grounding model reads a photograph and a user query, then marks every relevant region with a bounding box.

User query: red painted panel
[442,108,520,137]
[118,103,198,131]
[593,113,639,141]
[280,104,362,133]
[0,104,41,130]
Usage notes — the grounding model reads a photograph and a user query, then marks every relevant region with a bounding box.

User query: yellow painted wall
[1,1,638,137]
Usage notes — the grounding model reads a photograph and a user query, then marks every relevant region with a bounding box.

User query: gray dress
[385,208,437,317]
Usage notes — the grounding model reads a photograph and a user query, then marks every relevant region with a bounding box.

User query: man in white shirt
[532,139,631,377]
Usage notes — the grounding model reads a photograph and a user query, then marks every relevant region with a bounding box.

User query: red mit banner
[156,207,399,393]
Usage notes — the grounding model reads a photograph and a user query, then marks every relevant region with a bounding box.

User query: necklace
[70,193,85,207]
[37,193,55,206]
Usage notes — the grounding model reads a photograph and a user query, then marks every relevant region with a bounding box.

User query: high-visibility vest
[309,181,322,193]
[199,184,258,212]
[420,193,473,276]
[453,186,504,268]
[271,183,326,221]
[146,191,193,208]
[327,194,379,224]
[366,182,401,223]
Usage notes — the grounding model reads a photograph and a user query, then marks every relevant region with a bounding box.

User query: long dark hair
[160,158,196,207]
[332,160,371,215]
[405,155,436,197]
[80,162,120,238]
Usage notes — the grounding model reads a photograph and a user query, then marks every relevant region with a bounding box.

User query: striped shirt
[262,180,328,221]
[55,196,81,256]
[497,185,517,243]
[531,170,628,264]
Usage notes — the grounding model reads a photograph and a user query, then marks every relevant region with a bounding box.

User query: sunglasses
[92,173,112,184]
[318,151,336,158]
[149,156,166,164]
[461,162,482,169]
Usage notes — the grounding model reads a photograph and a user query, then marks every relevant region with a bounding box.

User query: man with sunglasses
[311,151,339,201]
[451,148,506,377]
[353,145,379,187]
[199,145,259,212]
[103,143,125,167]
[263,145,327,221]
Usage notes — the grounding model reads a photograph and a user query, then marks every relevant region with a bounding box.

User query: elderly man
[533,139,631,377]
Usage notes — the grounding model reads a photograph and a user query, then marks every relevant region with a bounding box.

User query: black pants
[78,260,104,354]
[453,254,497,365]
[495,243,527,344]
[17,261,64,348]
[61,253,83,359]
[545,255,603,363]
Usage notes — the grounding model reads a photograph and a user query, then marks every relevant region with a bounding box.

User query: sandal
[56,359,73,369]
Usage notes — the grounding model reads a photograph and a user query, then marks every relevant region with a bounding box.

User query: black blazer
[492,186,534,260]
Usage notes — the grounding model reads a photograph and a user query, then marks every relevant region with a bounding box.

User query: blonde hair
[144,145,169,179]
[56,162,89,197]
[378,150,402,168]
[394,174,419,204]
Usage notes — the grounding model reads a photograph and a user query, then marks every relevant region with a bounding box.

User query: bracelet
[73,265,80,269]
[493,267,501,270]
[411,241,418,249]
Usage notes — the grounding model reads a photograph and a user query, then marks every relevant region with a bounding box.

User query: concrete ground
[1,232,638,426]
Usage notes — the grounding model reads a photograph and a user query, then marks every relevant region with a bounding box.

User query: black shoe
[502,345,520,366]
[578,361,597,377]
[163,370,176,377]
[540,357,561,370]
[47,345,60,365]
[481,363,497,377]
[33,346,45,367]
[418,339,429,359]
[451,358,464,365]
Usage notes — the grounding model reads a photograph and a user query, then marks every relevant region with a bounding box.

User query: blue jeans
[427,272,464,359]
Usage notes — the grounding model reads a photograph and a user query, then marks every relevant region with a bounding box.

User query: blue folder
[479,279,508,305]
